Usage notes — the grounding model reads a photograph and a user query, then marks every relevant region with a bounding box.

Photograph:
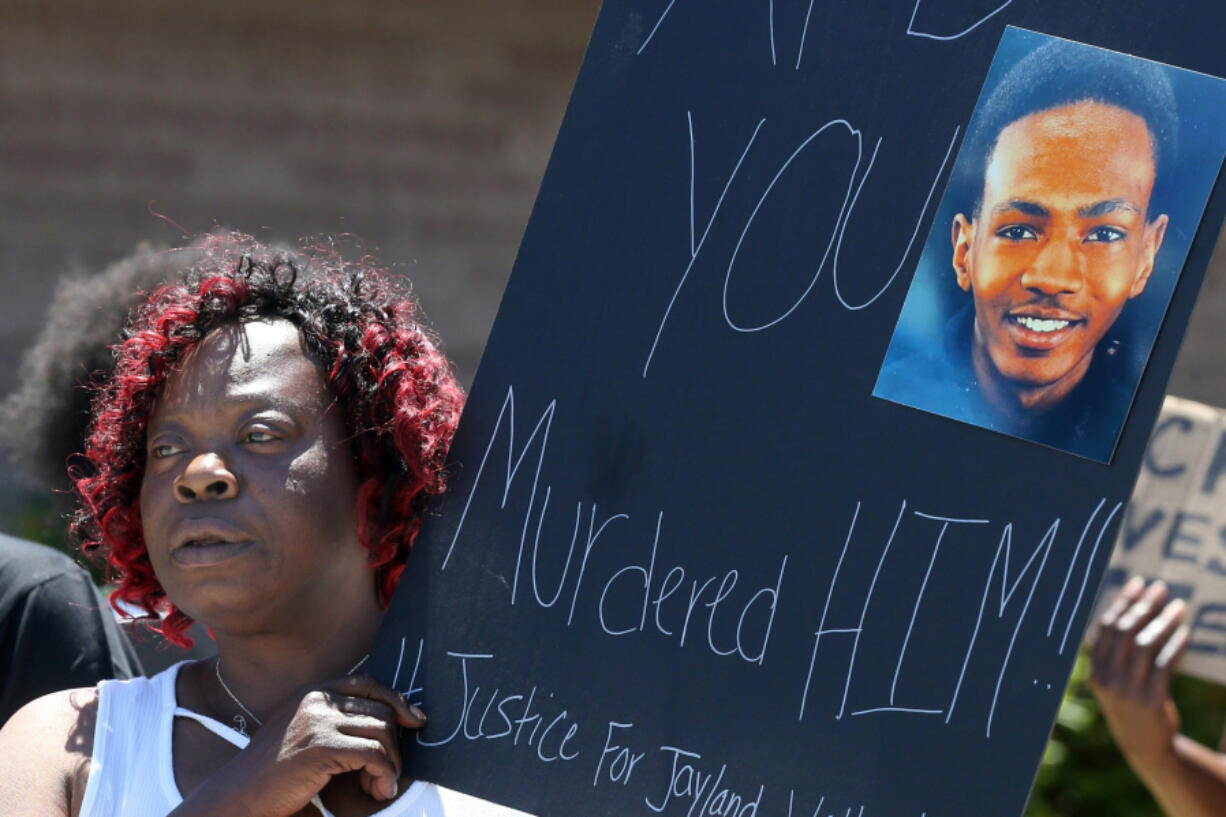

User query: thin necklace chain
[215,653,370,735]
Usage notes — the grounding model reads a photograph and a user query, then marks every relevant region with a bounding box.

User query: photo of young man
[875,30,1226,462]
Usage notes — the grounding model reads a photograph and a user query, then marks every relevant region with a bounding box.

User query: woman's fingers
[359,769,378,800]
[327,675,427,729]
[212,675,426,812]
[320,675,427,803]
[330,736,400,800]
[323,692,396,723]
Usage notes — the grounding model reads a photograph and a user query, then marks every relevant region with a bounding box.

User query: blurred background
[0,1,1223,814]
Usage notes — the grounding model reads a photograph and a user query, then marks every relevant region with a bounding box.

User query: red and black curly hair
[68,233,464,647]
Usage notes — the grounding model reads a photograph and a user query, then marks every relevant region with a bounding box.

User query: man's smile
[1004,304,1085,351]
[1005,309,1084,352]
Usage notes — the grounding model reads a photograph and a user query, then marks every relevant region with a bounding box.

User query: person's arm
[0,673,424,817]
[1090,577,1226,817]
[15,568,143,687]
[0,687,97,817]
[0,560,142,724]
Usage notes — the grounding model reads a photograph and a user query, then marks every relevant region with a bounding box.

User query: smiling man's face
[952,101,1168,398]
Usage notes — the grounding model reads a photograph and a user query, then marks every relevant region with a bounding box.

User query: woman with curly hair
[0,234,528,817]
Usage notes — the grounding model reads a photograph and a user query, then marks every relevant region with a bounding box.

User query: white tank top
[78,662,533,817]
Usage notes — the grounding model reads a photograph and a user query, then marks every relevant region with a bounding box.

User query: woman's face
[138,318,373,633]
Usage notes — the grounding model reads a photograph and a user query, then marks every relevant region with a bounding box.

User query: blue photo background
[875,27,1226,460]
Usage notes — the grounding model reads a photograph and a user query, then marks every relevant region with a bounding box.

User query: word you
[640,111,959,377]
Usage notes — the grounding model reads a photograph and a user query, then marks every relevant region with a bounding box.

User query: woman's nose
[173,452,239,503]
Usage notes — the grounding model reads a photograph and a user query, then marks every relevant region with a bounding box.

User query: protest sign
[1100,395,1226,684]
[370,4,1226,816]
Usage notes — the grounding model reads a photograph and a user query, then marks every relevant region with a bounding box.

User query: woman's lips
[171,538,257,567]
[1006,313,1082,351]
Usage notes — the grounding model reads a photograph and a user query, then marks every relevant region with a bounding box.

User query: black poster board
[369,3,1226,815]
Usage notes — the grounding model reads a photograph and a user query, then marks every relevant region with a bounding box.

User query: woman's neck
[197,596,384,725]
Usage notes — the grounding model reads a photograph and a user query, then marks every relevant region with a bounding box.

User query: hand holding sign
[1089,578,1226,817]
[1090,578,1189,769]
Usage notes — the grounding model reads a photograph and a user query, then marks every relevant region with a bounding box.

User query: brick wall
[2,0,1225,441]
[0,0,600,391]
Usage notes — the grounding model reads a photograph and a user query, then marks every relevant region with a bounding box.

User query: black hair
[0,243,195,492]
[961,37,1179,218]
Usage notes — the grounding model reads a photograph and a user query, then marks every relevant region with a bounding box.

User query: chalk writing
[445,384,1126,746]
[595,722,646,787]
[372,7,1215,816]
[638,0,679,55]
[415,652,582,765]
[644,112,762,376]
[645,746,764,815]
[645,113,960,372]
[830,128,960,311]
[795,496,1122,736]
[640,0,1023,64]
[444,385,789,665]
[399,644,946,815]
[906,0,1016,41]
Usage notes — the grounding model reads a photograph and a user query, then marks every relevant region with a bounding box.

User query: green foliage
[6,492,62,550]
[1024,649,1226,817]
[0,490,108,585]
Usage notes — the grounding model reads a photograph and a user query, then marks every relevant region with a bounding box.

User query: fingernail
[410,704,427,721]
[389,780,399,799]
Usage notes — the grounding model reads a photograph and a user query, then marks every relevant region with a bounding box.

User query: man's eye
[996,225,1038,241]
[1085,226,1127,243]
[243,430,277,444]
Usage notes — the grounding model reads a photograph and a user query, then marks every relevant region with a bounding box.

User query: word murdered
[443,388,787,667]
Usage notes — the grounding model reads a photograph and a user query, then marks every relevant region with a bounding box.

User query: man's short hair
[961,37,1180,217]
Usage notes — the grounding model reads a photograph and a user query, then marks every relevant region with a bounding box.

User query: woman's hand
[1089,577,1189,773]
[174,674,425,817]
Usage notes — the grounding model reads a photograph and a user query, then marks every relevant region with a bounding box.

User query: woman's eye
[243,430,277,444]
[1085,226,1127,243]
[996,225,1038,241]
[151,443,183,459]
